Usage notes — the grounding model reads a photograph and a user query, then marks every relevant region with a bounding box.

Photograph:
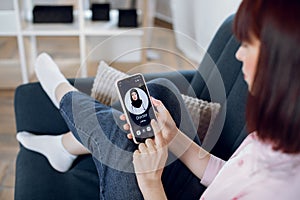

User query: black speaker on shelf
[33,5,73,23]
[118,9,138,27]
[91,3,110,21]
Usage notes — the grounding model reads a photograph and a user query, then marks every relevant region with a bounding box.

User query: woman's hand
[120,97,179,144]
[132,120,168,199]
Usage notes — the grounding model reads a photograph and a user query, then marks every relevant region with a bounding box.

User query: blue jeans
[59,78,205,199]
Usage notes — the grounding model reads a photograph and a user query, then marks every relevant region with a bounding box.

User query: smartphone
[116,73,156,144]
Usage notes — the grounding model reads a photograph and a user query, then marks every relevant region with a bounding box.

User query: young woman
[17,0,300,199]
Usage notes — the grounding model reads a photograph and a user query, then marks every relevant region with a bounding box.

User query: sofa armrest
[14,78,94,135]
[14,82,68,135]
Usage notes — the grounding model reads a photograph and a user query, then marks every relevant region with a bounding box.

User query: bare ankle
[55,82,77,104]
[62,132,90,155]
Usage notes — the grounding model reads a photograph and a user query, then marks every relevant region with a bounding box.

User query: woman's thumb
[151,119,164,147]
[151,97,166,113]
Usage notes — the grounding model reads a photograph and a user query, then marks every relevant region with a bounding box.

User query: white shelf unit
[1,0,148,84]
[0,0,28,85]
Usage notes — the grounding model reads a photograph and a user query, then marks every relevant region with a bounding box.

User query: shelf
[21,20,80,36]
[20,10,143,37]
[84,22,144,36]
[84,10,144,36]
[0,0,148,85]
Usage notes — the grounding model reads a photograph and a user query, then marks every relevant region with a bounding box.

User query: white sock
[35,53,70,108]
[16,131,77,173]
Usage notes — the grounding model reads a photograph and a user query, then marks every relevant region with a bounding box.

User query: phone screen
[116,74,156,143]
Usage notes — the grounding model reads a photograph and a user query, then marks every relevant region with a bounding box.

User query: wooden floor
[0,21,199,199]
[0,90,17,200]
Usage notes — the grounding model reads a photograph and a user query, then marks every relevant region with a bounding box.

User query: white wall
[1,0,14,10]
[171,0,242,63]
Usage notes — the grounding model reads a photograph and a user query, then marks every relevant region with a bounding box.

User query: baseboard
[154,17,173,29]
[155,12,173,24]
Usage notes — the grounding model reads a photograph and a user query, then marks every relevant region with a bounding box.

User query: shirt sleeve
[200,154,226,187]
[200,133,256,187]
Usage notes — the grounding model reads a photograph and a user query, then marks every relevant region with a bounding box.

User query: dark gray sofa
[14,15,248,200]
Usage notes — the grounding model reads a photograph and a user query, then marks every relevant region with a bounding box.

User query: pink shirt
[200,133,300,199]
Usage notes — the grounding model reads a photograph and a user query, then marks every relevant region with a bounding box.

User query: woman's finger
[133,149,140,155]
[145,138,156,153]
[138,143,148,153]
[127,133,133,140]
[119,114,126,121]
[123,123,130,131]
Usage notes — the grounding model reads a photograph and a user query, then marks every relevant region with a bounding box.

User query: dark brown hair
[234,0,300,153]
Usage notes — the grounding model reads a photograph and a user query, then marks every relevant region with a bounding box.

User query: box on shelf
[118,9,138,27]
[91,3,110,21]
[33,5,73,23]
